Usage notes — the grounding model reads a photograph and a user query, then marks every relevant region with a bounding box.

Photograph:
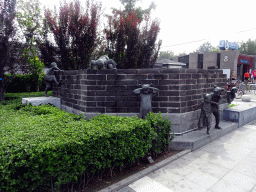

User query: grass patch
[228,103,239,108]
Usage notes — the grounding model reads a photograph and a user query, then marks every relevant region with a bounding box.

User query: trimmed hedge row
[4,74,46,93]
[0,103,173,192]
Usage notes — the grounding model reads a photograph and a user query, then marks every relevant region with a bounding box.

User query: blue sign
[219,40,226,50]
[0,78,2,80]
[219,40,238,50]
[239,59,249,64]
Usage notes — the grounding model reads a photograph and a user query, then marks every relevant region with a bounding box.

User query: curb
[99,149,191,192]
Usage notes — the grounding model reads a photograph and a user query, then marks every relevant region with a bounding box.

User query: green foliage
[195,41,215,53]
[21,48,44,75]
[157,50,174,60]
[238,38,256,55]
[4,73,46,93]
[0,92,173,191]
[228,103,238,108]
[176,52,187,57]
[146,112,173,155]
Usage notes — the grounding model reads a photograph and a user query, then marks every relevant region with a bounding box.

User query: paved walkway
[99,90,256,192]
[116,119,256,192]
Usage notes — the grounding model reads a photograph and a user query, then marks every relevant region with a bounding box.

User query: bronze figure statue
[210,85,224,129]
[227,87,238,104]
[44,62,61,97]
[89,55,117,70]
[133,84,159,119]
[193,94,218,134]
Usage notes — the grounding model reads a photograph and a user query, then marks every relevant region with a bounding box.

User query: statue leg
[206,116,211,135]
[198,113,204,130]
[44,82,51,97]
[53,76,59,86]
[213,109,221,129]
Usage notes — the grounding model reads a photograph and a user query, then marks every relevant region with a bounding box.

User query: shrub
[145,112,174,156]
[4,73,46,93]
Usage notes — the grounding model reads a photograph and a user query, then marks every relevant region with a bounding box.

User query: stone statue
[227,87,238,104]
[210,85,224,129]
[89,55,117,69]
[193,94,218,135]
[44,62,61,97]
[133,84,159,119]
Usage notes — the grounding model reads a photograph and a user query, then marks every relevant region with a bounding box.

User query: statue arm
[133,88,142,94]
[151,87,159,93]
[193,102,203,111]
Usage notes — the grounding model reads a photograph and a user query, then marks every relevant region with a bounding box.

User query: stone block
[22,97,61,108]
[242,95,251,102]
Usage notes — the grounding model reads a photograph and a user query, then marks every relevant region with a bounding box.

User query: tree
[44,0,102,70]
[0,0,17,102]
[16,0,44,91]
[176,52,187,57]
[157,50,174,60]
[104,0,161,69]
[195,41,214,53]
[238,39,256,55]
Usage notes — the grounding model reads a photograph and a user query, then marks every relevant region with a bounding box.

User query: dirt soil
[70,150,182,192]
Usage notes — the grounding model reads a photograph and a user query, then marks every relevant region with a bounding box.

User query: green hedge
[0,95,173,192]
[4,74,46,93]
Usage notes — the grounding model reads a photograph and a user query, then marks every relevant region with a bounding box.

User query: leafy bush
[0,92,173,191]
[146,112,174,156]
[4,73,46,93]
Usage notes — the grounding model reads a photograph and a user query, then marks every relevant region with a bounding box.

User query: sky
[39,0,256,55]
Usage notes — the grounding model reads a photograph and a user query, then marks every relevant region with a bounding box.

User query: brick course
[53,68,227,114]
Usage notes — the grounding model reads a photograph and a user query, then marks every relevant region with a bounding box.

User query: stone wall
[203,52,218,69]
[53,68,227,134]
[189,53,198,69]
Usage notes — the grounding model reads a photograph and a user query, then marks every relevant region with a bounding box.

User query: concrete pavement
[100,90,256,192]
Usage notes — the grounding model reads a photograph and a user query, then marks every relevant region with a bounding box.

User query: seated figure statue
[133,84,159,119]
[44,62,61,97]
[89,55,117,69]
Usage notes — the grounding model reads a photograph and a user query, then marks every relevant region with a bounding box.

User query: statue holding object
[227,87,238,104]
[133,84,159,119]
[89,55,117,70]
[193,94,218,135]
[211,85,224,129]
[44,62,61,97]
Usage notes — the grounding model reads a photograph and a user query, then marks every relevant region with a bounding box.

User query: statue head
[51,62,57,68]
[139,84,153,94]
[204,94,212,103]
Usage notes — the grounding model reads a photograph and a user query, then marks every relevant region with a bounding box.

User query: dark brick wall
[53,68,227,113]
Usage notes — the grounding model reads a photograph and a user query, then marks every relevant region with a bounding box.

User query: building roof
[156,58,186,65]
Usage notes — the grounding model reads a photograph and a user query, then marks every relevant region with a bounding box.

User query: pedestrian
[244,71,250,82]
[252,69,256,84]
[231,70,237,84]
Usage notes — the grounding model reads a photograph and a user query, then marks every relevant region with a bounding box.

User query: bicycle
[235,80,246,99]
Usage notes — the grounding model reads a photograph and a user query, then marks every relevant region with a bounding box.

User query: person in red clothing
[252,69,256,84]
[244,71,250,81]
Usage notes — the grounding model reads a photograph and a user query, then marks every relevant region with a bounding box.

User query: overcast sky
[40,0,256,55]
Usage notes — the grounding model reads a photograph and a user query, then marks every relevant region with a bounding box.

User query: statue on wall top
[89,55,117,70]
[44,62,61,97]
[133,84,159,119]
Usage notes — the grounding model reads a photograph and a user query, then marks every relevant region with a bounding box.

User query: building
[154,59,186,69]
[172,51,256,81]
